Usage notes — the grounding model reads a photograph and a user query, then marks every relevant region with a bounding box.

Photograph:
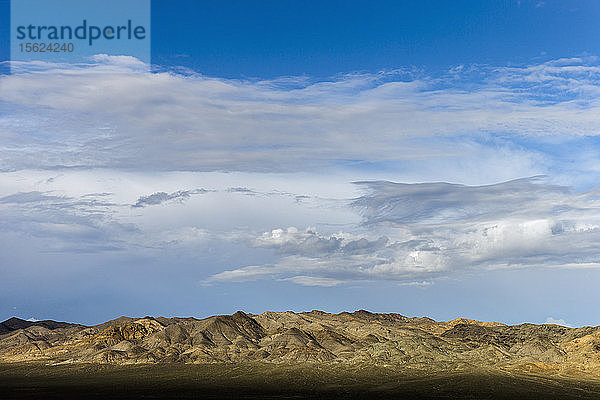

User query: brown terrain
[3,310,600,399]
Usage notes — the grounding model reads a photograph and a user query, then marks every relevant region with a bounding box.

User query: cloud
[353,177,600,271]
[399,281,433,287]
[2,170,600,290]
[0,170,361,261]
[132,189,207,207]
[253,227,388,256]
[0,188,133,253]
[4,56,600,290]
[254,227,342,256]
[207,177,600,286]
[2,56,600,174]
[207,227,448,284]
[226,187,257,196]
[0,191,66,204]
[282,276,345,287]
[352,176,569,226]
[207,252,446,285]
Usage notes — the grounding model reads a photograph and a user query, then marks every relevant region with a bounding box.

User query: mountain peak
[0,317,79,335]
[3,317,27,323]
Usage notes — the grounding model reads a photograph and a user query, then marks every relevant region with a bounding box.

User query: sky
[1,0,600,327]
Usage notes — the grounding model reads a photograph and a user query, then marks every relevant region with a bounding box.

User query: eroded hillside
[1,310,600,376]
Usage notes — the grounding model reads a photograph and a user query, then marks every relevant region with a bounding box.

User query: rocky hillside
[1,310,600,375]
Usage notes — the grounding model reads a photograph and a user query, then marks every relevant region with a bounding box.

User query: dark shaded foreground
[2,362,600,400]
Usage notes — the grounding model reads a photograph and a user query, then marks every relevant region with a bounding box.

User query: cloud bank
[1,56,600,176]
[3,56,600,290]
[208,178,600,286]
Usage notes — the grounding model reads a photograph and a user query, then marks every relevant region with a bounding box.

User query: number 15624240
[19,42,75,52]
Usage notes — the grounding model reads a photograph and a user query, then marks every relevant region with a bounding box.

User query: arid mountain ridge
[2,310,600,375]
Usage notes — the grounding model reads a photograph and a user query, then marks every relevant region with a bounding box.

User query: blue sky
[2,0,600,327]
[150,0,600,78]
[5,1,599,76]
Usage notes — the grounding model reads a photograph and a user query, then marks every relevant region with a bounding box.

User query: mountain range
[2,309,600,377]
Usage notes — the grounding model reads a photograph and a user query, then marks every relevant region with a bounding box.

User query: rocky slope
[1,310,600,375]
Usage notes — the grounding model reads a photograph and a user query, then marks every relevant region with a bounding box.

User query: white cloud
[282,276,345,287]
[1,56,600,174]
[352,177,573,225]
[2,168,600,288]
[4,57,600,290]
[252,227,389,257]
[207,177,600,286]
[0,169,361,257]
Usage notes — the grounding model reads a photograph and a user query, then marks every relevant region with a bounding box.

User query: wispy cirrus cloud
[0,189,131,253]
[352,176,570,226]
